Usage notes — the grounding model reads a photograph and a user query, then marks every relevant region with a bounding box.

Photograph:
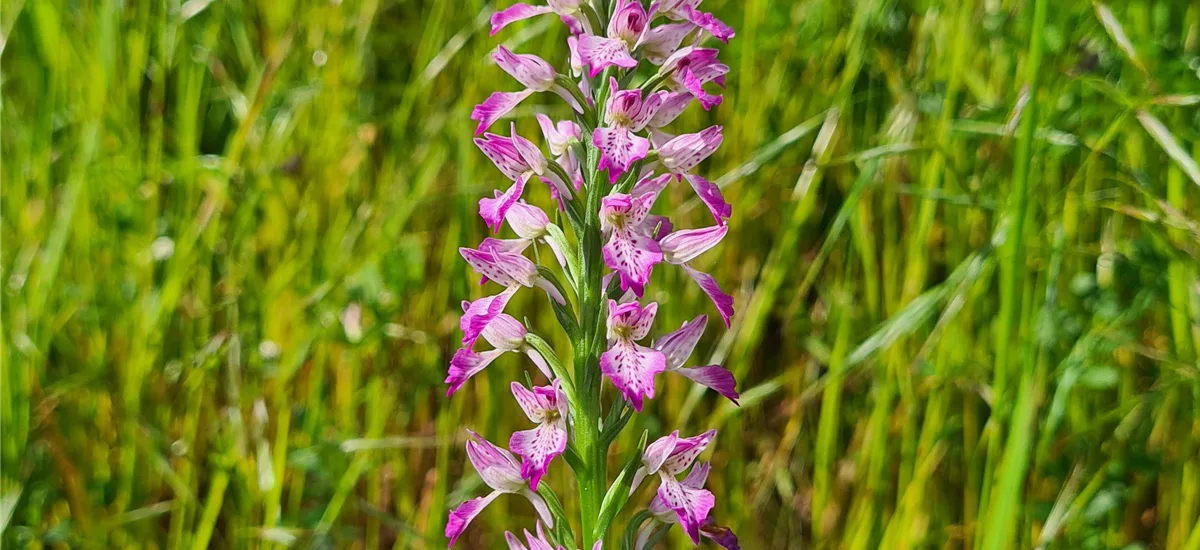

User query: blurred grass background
[2,0,1199,548]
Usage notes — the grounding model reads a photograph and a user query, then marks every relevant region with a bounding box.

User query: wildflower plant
[447,1,739,548]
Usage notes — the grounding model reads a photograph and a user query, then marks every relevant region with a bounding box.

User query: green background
[2,0,1199,548]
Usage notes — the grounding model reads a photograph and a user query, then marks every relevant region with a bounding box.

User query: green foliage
[1,0,1198,548]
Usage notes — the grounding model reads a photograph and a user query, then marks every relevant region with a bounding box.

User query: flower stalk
[447,1,742,548]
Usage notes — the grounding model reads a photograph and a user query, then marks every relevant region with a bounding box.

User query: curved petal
[511,122,548,176]
[643,430,680,474]
[682,173,731,225]
[682,68,722,110]
[476,133,533,179]
[524,347,554,380]
[676,365,740,404]
[459,285,519,347]
[510,422,568,490]
[660,126,723,174]
[479,175,528,233]
[654,315,707,370]
[682,264,734,327]
[639,22,695,64]
[599,341,666,411]
[446,348,506,397]
[684,6,735,42]
[682,461,711,488]
[661,429,715,475]
[577,35,638,77]
[505,531,531,550]
[700,521,741,550]
[490,3,554,35]
[511,382,548,424]
[660,225,727,264]
[466,430,526,492]
[648,91,693,128]
[656,475,715,544]
[594,126,651,183]
[521,487,556,529]
[472,90,535,136]
[492,46,557,90]
[446,491,502,547]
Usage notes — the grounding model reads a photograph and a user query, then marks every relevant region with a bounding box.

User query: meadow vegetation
[2,0,1198,548]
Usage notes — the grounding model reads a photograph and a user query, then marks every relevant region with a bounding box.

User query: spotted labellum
[446,1,739,548]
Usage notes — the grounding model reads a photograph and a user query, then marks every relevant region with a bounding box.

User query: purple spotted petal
[594,126,651,183]
[446,348,506,397]
[479,176,528,233]
[644,430,681,474]
[490,3,554,35]
[510,122,547,176]
[492,46,557,90]
[460,246,539,288]
[661,429,716,475]
[510,422,567,490]
[599,341,666,412]
[606,299,659,340]
[660,225,727,264]
[459,285,519,347]
[640,22,695,64]
[683,264,734,327]
[655,315,707,370]
[511,381,548,423]
[682,173,732,225]
[577,35,637,77]
[648,91,694,128]
[676,365,740,404]
[603,231,662,294]
[476,132,534,180]
[447,491,502,547]
[472,90,534,136]
[659,126,723,174]
[656,474,715,544]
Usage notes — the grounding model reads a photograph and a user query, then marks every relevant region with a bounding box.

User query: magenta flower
[506,524,604,550]
[490,0,586,35]
[600,191,663,295]
[653,314,738,402]
[661,47,729,110]
[447,431,555,547]
[599,300,666,411]
[636,462,739,549]
[472,47,580,136]
[593,79,667,182]
[659,225,736,326]
[649,0,735,43]
[577,0,647,77]
[447,313,552,397]
[629,430,717,544]
[460,241,566,305]
[476,124,549,232]
[509,380,569,490]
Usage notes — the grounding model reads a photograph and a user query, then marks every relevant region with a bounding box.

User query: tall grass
[2,0,1198,548]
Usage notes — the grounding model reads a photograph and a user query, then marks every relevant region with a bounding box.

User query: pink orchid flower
[509,380,569,489]
[599,300,667,411]
[447,431,555,547]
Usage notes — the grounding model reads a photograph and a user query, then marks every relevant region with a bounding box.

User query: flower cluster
[446,1,740,548]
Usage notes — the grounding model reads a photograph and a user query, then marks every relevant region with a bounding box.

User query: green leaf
[595,431,649,540]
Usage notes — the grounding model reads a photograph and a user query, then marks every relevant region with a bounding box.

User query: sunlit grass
[2,0,1198,548]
